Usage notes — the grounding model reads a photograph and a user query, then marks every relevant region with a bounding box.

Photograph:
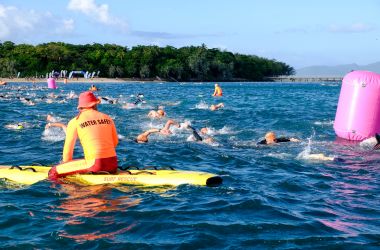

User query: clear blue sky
[1,0,379,68]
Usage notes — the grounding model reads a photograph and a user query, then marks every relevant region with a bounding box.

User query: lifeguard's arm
[62,119,78,162]
[111,119,119,147]
[212,88,217,96]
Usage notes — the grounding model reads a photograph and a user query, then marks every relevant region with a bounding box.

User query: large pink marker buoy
[334,70,380,140]
[47,78,57,89]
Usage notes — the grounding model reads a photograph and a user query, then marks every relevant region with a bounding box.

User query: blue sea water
[0,82,379,249]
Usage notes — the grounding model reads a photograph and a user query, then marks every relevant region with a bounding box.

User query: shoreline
[0,77,163,84]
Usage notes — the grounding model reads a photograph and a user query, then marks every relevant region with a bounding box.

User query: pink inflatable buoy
[47,78,57,89]
[334,70,380,141]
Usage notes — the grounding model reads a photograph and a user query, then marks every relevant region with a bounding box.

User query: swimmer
[200,127,209,134]
[134,93,145,105]
[135,128,160,143]
[100,96,117,104]
[258,131,300,145]
[46,114,58,123]
[186,125,215,144]
[148,109,166,118]
[159,119,180,135]
[0,80,7,86]
[373,134,380,150]
[19,97,35,106]
[45,122,67,133]
[212,83,223,96]
[89,85,98,91]
[210,103,224,111]
[358,133,380,150]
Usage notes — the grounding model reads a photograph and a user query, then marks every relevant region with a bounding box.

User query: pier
[266,76,343,83]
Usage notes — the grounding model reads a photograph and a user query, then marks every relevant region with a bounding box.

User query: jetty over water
[266,76,343,83]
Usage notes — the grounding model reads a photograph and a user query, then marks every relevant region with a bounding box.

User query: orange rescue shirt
[62,109,118,162]
[213,86,223,96]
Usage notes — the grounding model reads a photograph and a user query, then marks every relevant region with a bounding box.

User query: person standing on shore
[48,91,119,180]
[212,83,223,96]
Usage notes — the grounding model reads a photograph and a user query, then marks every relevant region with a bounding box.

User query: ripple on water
[0,82,379,248]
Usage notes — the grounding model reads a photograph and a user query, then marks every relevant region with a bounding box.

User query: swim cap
[17,124,24,129]
[77,91,101,109]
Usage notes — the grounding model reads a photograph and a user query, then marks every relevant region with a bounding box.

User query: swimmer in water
[159,119,180,135]
[360,133,380,150]
[45,122,67,133]
[100,96,117,104]
[46,114,58,123]
[200,127,209,135]
[210,103,224,111]
[373,134,380,150]
[186,125,215,144]
[135,120,180,143]
[135,128,160,143]
[17,96,35,106]
[258,131,300,145]
[134,93,145,105]
[46,115,67,132]
[148,109,166,118]
[89,85,98,91]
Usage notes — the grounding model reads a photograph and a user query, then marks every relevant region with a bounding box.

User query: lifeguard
[212,83,223,96]
[48,91,119,180]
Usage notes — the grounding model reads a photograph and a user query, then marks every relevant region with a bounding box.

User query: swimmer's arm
[146,128,160,135]
[276,137,300,143]
[136,129,160,142]
[192,129,203,141]
[164,119,178,130]
[62,120,78,162]
[276,137,291,143]
[46,122,67,132]
[257,139,267,145]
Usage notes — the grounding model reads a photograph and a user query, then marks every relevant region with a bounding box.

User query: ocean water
[0,82,379,249]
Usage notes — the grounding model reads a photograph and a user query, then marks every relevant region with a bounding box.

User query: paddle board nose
[206,176,223,186]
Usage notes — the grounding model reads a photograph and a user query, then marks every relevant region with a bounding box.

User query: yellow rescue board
[0,166,222,186]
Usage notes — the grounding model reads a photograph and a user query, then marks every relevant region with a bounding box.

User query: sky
[0,0,379,68]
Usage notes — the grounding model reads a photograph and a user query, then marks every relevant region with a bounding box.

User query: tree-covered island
[0,41,294,81]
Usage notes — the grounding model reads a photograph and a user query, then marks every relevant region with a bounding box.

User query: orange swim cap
[77,91,100,109]
[157,109,165,116]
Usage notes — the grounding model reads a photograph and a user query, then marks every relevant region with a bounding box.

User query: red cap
[77,91,100,109]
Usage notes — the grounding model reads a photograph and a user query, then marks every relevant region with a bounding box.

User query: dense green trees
[0,41,294,81]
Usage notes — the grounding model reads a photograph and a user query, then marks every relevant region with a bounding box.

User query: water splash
[195,100,209,109]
